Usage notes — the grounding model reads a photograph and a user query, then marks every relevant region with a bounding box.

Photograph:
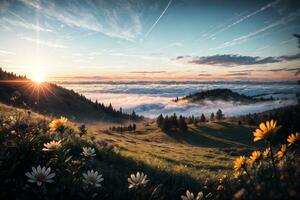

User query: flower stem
[269,141,278,180]
[243,166,251,180]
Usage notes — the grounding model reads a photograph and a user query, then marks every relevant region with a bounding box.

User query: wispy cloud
[109,52,168,61]
[231,67,300,72]
[169,42,182,47]
[21,36,67,48]
[196,12,247,41]
[176,54,300,66]
[154,41,183,53]
[0,49,15,56]
[208,0,280,39]
[211,10,300,50]
[4,10,52,32]
[19,0,142,41]
[198,73,212,76]
[129,71,166,74]
[1,17,52,32]
[231,67,300,76]
[279,38,295,45]
[226,72,250,76]
[145,0,173,38]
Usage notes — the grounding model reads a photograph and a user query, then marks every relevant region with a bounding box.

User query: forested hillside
[0,68,141,122]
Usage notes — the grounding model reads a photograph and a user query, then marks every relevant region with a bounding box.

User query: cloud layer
[59,81,299,118]
[176,54,300,66]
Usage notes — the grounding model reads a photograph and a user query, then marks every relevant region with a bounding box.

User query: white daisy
[82,147,96,157]
[181,190,203,200]
[128,171,149,189]
[82,170,104,187]
[25,165,55,186]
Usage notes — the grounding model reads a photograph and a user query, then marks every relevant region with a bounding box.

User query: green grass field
[86,119,258,180]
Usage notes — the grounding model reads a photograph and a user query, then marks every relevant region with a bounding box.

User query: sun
[31,71,46,84]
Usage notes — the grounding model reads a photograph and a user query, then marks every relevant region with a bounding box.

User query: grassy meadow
[1,101,299,199]
[87,120,257,180]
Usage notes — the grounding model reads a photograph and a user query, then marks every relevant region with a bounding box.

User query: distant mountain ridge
[178,88,265,104]
[0,68,140,122]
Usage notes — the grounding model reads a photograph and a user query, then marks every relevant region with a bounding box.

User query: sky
[0,0,300,81]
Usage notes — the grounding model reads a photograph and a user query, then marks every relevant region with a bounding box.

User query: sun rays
[30,71,46,84]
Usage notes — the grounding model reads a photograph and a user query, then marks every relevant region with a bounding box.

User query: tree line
[0,67,27,80]
[109,124,137,133]
[156,109,225,132]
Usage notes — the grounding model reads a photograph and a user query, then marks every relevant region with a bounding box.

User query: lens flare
[31,71,46,84]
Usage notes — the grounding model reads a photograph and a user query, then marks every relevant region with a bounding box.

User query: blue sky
[0,0,299,81]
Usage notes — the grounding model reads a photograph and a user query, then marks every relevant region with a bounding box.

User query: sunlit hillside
[0,68,140,122]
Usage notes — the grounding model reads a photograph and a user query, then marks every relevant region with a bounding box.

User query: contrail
[210,9,300,50]
[209,0,280,38]
[145,0,173,38]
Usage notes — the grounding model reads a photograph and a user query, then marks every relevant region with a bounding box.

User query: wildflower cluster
[0,113,153,199]
[230,120,300,199]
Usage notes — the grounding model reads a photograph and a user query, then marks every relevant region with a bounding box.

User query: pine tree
[94,100,99,109]
[132,123,136,131]
[171,113,178,127]
[131,110,137,120]
[189,115,195,124]
[210,112,215,121]
[161,116,170,132]
[156,114,164,128]
[178,115,187,132]
[200,114,206,122]
[128,124,132,131]
[193,116,198,125]
[216,109,224,120]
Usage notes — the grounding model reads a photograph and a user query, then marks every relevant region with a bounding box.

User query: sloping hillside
[180,89,263,103]
[0,68,140,122]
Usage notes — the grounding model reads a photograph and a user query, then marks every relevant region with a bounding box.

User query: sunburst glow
[31,71,46,84]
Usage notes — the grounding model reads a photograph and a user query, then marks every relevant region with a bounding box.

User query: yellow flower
[234,156,246,171]
[276,144,287,158]
[248,150,261,166]
[253,120,277,142]
[233,171,242,179]
[287,133,300,146]
[49,117,68,132]
[263,148,270,158]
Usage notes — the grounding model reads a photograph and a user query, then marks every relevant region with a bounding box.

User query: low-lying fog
[59,81,299,118]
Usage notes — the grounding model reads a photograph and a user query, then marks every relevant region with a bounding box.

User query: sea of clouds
[59,81,299,118]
